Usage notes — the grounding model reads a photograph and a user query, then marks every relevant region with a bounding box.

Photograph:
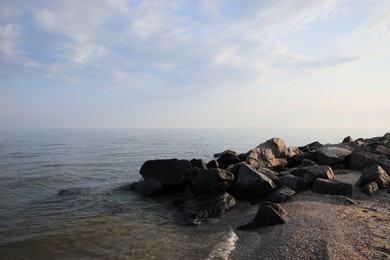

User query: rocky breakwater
[129,133,390,229]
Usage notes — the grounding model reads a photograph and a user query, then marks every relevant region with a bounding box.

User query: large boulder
[246,138,288,169]
[278,174,308,192]
[312,178,353,196]
[179,192,235,222]
[316,144,355,165]
[237,201,287,230]
[217,150,241,168]
[140,159,192,188]
[356,165,390,189]
[290,165,335,185]
[348,150,390,174]
[234,164,277,200]
[189,168,234,193]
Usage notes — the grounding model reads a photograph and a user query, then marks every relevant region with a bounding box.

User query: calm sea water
[0,128,386,259]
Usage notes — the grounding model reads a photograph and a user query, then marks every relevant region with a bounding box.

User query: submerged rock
[237,201,287,230]
[129,179,162,197]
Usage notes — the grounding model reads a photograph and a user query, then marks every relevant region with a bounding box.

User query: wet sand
[227,170,390,260]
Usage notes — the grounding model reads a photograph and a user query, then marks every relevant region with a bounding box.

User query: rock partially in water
[237,201,287,230]
[216,150,241,169]
[129,179,162,197]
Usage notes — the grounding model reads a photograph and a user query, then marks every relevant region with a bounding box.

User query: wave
[207,228,238,260]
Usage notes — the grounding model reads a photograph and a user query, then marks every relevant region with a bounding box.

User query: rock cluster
[130,133,390,229]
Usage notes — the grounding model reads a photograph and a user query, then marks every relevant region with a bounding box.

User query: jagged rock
[237,202,287,230]
[206,160,219,169]
[190,159,208,169]
[140,159,192,188]
[287,151,317,168]
[356,165,390,189]
[129,179,163,197]
[234,164,277,200]
[246,138,288,169]
[290,165,335,185]
[257,167,280,186]
[361,181,379,196]
[316,144,355,165]
[225,162,246,179]
[180,192,235,221]
[312,178,353,196]
[298,141,323,153]
[278,174,308,192]
[348,150,390,176]
[189,168,234,193]
[287,146,301,159]
[254,187,295,204]
[342,136,353,143]
[217,150,241,167]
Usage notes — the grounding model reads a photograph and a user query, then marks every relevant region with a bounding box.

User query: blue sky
[0,0,389,129]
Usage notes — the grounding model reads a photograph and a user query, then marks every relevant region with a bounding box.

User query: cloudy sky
[1,0,389,129]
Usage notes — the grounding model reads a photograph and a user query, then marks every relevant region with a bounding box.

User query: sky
[0,0,389,129]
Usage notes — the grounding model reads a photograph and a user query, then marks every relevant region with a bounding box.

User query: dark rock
[217,151,241,167]
[382,132,390,141]
[225,162,246,179]
[356,165,390,189]
[316,144,355,165]
[312,178,353,196]
[180,192,235,221]
[140,159,192,188]
[214,150,236,158]
[278,174,308,192]
[234,164,277,200]
[189,168,234,193]
[237,153,248,162]
[237,202,287,230]
[373,145,390,157]
[287,151,317,168]
[206,160,219,169]
[190,159,208,169]
[246,137,288,169]
[257,167,280,186]
[58,188,84,196]
[298,159,317,168]
[290,165,335,185]
[298,141,323,153]
[286,146,301,159]
[254,187,295,204]
[129,179,163,197]
[348,150,390,176]
[342,136,353,143]
[361,181,379,196]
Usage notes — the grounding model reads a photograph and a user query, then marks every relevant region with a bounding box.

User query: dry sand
[226,170,390,260]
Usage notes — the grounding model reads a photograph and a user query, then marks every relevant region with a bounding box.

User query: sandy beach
[228,170,390,260]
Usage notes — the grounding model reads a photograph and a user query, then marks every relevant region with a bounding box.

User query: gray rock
[278,174,308,192]
[140,159,192,188]
[361,181,379,196]
[356,165,390,189]
[290,165,335,185]
[180,192,235,221]
[348,150,390,173]
[259,187,295,203]
[316,144,354,165]
[189,168,234,193]
[237,201,287,230]
[246,137,288,169]
[312,178,353,196]
[234,164,277,200]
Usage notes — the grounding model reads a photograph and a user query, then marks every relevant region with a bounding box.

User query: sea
[0,128,387,259]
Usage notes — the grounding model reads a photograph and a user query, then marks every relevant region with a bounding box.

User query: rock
[225,162,246,179]
[180,192,235,221]
[257,167,280,185]
[214,150,236,158]
[373,145,390,157]
[342,136,353,143]
[312,178,353,196]
[129,179,163,197]
[290,165,335,185]
[287,151,317,168]
[206,160,219,169]
[217,151,241,167]
[361,181,379,196]
[190,159,208,169]
[246,138,288,169]
[237,153,248,162]
[189,168,234,193]
[356,165,390,189]
[287,146,301,159]
[254,187,295,204]
[140,159,192,188]
[298,141,323,153]
[234,164,277,200]
[237,202,287,230]
[278,174,308,192]
[348,150,390,173]
[298,159,317,168]
[316,144,354,165]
